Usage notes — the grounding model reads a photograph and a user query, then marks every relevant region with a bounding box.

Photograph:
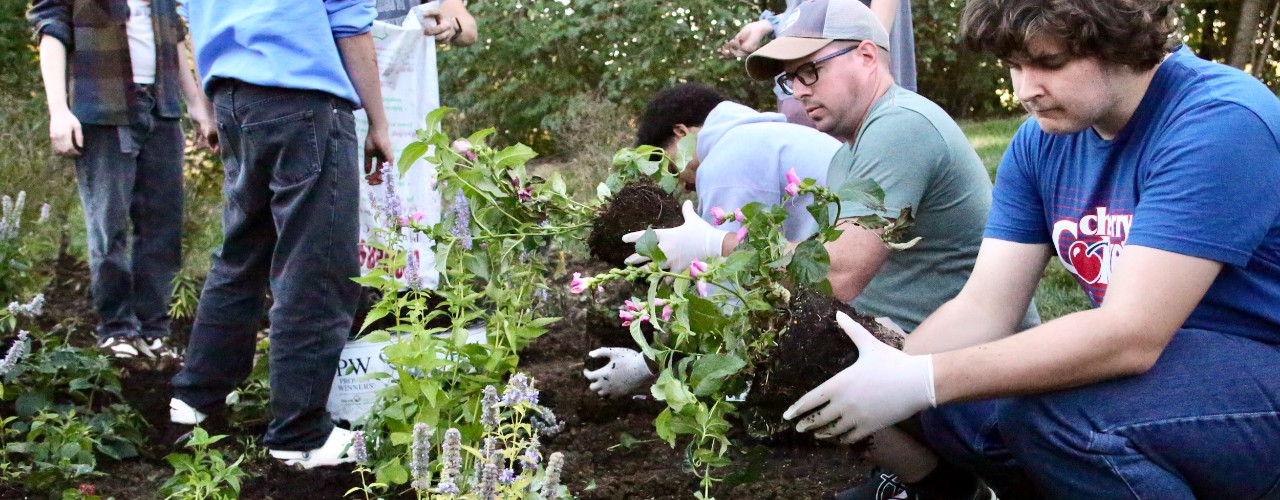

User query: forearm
[826,222,890,303]
[439,0,476,46]
[868,0,898,32]
[335,33,388,130]
[38,35,70,115]
[931,307,1171,404]
[905,295,1023,355]
[176,42,210,112]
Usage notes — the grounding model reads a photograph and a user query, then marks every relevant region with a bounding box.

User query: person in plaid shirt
[28,0,216,359]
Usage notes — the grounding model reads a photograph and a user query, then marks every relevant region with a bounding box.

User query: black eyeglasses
[775,46,856,95]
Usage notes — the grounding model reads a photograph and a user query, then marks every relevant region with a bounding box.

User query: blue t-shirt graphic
[985,46,1280,344]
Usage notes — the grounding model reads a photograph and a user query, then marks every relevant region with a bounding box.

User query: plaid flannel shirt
[28,0,187,126]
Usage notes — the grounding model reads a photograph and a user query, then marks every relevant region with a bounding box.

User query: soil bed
[2,259,871,499]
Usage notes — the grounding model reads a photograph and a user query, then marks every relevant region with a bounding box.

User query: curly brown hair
[960,0,1177,70]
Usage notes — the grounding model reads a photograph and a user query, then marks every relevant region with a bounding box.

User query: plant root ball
[587,180,682,267]
[742,286,905,441]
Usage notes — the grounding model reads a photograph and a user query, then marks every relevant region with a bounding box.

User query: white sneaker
[135,337,179,359]
[98,335,139,358]
[269,427,356,469]
[169,392,241,425]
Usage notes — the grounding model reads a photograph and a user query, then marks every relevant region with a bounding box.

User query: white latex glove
[622,200,729,273]
[783,312,936,443]
[582,347,654,397]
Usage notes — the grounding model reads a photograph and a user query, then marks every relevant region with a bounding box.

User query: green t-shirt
[827,86,1040,331]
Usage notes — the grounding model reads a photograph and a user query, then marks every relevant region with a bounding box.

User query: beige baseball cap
[746,0,891,80]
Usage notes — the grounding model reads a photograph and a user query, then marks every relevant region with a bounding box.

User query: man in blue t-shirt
[170,0,395,469]
[783,0,1280,497]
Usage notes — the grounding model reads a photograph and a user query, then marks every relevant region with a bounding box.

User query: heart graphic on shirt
[1068,241,1103,285]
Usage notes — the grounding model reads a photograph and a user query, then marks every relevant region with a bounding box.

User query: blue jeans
[920,328,1280,499]
[76,86,184,341]
[171,80,361,450]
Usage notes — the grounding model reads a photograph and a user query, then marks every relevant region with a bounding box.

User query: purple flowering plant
[349,109,590,494]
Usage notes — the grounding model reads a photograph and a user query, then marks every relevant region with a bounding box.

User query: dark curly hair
[635,83,726,148]
[960,0,1177,70]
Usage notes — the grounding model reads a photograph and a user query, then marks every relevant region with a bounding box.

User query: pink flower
[696,281,709,297]
[518,187,533,202]
[624,299,641,311]
[689,258,708,278]
[736,226,748,242]
[569,273,588,294]
[709,207,727,224]
[784,182,800,197]
[734,208,745,222]
[653,298,666,307]
[660,304,673,321]
[412,211,425,222]
[399,217,410,226]
[786,168,802,186]
[452,139,477,161]
[619,310,636,322]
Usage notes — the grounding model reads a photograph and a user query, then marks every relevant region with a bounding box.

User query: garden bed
[1,258,870,499]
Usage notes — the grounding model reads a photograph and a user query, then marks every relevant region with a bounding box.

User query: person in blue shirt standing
[169,0,395,468]
[784,0,1280,497]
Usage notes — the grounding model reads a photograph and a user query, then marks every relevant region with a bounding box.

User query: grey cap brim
[745,37,835,80]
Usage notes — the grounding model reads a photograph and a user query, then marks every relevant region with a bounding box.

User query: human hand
[718,20,773,60]
[582,347,654,397]
[784,312,936,444]
[49,108,83,157]
[622,200,729,273]
[421,8,462,45]
[364,127,393,186]
[189,104,219,154]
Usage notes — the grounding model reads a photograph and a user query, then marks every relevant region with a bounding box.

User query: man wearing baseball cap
[745,0,1031,498]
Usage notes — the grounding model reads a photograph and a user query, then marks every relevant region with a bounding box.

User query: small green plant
[571,171,916,497]
[160,427,246,500]
[0,191,56,302]
[1,410,99,491]
[358,109,591,487]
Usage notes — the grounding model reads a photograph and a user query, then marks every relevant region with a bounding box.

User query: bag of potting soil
[355,4,442,289]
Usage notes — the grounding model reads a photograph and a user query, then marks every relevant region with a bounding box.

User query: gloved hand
[784,312,936,443]
[622,200,730,273]
[582,347,655,397]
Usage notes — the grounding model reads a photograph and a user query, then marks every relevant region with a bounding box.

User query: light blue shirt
[178,0,375,107]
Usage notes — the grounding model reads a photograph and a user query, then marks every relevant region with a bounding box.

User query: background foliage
[437,0,1278,154]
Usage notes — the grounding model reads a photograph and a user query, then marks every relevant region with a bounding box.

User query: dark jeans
[171,80,361,450]
[76,86,183,341]
[920,328,1280,499]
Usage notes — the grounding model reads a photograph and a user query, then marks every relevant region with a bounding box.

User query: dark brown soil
[743,287,905,438]
[587,180,682,267]
[2,259,872,500]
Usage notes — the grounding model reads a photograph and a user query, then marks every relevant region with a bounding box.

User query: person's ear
[672,123,691,139]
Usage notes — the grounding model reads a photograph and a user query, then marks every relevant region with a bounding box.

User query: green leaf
[493,143,538,169]
[675,131,698,171]
[398,141,430,174]
[15,390,49,417]
[835,177,886,212]
[467,127,497,145]
[654,409,675,446]
[596,182,612,200]
[689,354,746,396]
[788,240,831,285]
[687,297,727,334]
[650,370,696,412]
[635,228,666,265]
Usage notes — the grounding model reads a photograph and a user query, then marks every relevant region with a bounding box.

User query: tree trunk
[1254,0,1280,74]
[1232,0,1265,70]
